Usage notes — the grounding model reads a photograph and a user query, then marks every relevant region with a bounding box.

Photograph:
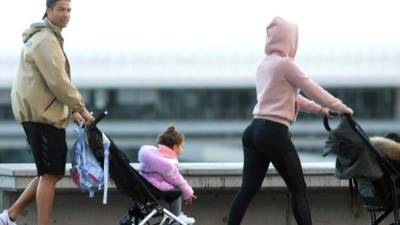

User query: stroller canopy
[323,116,384,180]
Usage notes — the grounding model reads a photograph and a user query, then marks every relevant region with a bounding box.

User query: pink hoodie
[138,145,194,200]
[253,17,352,126]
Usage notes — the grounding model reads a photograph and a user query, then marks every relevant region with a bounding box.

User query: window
[0,87,397,120]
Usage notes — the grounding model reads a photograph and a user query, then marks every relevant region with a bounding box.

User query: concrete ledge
[0,162,347,191]
[0,163,381,225]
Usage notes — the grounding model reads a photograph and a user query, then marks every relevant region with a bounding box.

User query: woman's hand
[319,107,331,118]
[340,106,354,116]
[320,106,354,118]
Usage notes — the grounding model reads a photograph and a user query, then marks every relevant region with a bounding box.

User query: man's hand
[80,108,95,124]
[72,108,95,126]
[72,111,85,125]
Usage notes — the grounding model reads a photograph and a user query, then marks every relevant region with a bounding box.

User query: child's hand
[184,194,197,205]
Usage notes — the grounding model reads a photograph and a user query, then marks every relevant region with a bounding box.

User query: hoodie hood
[22,22,47,43]
[22,19,62,44]
[22,22,48,43]
[265,17,298,58]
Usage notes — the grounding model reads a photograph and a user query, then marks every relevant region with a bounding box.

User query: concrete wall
[2,190,377,225]
[0,163,396,225]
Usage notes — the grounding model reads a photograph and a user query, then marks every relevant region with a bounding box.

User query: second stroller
[85,112,195,225]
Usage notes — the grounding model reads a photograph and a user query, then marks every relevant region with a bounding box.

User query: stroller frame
[87,112,189,225]
[120,202,187,225]
[324,114,400,225]
[116,170,188,225]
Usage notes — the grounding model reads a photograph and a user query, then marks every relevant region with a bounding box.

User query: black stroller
[324,113,400,225]
[85,112,189,225]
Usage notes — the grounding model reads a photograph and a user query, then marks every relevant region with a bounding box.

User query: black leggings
[227,118,312,225]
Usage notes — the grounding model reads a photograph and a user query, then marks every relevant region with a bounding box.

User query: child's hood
[158,144,179,159]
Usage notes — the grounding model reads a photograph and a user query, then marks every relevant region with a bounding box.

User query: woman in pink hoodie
[138,126,197,224]
[227,17,353,225]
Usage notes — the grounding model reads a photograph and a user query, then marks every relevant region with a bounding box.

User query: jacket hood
[265,16,298,58]
[22,22,48,43]
[158,144,179,159]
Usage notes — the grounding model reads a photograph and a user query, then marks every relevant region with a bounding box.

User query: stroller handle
[323,111,352,131]
[93,111,108,126]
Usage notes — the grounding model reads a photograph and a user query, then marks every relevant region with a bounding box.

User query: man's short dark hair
[47,0,61,8]
[43,0,71,19]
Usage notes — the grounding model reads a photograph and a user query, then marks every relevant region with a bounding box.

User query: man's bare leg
[7,176,39,220]
[36,174,62,225]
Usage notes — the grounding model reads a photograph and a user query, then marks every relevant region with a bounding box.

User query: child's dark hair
[385,133,400,143]
[157,126,184,149]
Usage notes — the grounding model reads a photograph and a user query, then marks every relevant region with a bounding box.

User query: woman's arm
[283,59,353,114]
[297,95,321,113]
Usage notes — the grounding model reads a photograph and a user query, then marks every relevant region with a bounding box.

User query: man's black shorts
[22,122,68,176]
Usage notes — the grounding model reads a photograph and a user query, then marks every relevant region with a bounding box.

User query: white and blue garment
[70,125,110,205]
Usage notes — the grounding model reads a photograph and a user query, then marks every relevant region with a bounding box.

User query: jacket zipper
[44,98,56,112]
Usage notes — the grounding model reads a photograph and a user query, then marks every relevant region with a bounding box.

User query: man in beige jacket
[0,1,94,225]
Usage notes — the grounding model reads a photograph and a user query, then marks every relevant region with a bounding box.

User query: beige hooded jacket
[11,19,85,128]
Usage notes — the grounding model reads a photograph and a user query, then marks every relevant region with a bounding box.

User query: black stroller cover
[323,116,384,179]
[323,114,400,225]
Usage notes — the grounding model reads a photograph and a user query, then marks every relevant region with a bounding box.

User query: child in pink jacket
[138,126,196,224]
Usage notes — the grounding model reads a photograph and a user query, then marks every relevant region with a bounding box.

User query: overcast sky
[1,0,399,52]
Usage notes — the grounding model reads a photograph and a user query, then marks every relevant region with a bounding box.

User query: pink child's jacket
[253,17,352,126]
[138,145,194,200]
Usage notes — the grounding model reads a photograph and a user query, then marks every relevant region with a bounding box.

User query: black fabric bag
[323,117,384,180]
